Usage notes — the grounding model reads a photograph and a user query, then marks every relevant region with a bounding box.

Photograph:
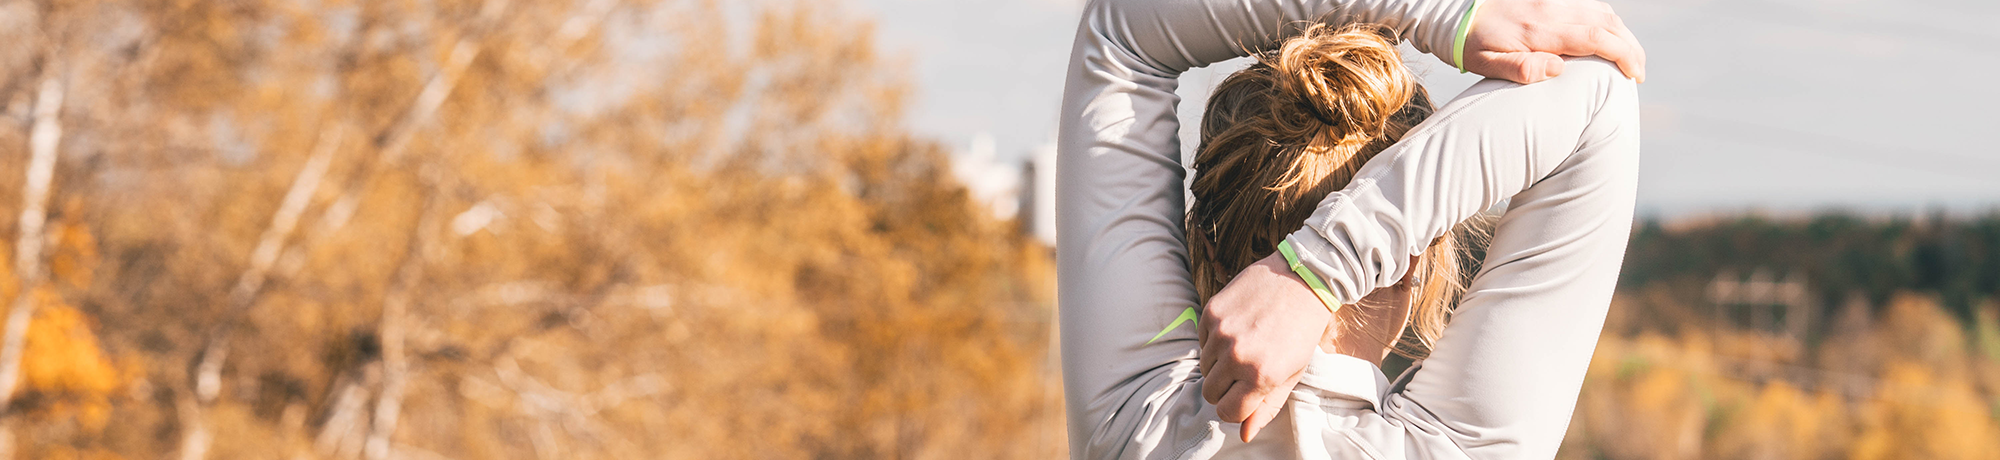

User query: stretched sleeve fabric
[1277,58,1639,459]
[1056,0,1641,458]
[1055,0,1470,458]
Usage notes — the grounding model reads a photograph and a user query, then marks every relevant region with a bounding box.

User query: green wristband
[1276,240,1342,314]
[1452,0,1484,74]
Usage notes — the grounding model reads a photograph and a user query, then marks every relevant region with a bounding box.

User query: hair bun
[1265,23,1416,157]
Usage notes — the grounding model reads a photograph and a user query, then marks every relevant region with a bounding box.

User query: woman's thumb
[1467,50,1565,84]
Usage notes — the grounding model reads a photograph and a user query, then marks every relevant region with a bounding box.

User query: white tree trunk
[178,124,346,460]
[364,190,439,460]
[174,391,213,460]
[0,74,64,459]
[304,27,485,240]
[182,19,486,460]
[192,125,344,402]
[315,367,378,459]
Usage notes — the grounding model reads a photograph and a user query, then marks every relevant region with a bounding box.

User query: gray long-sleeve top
[1056,0,1642,458]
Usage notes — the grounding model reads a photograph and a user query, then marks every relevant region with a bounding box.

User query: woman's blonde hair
[1186,23,1466,359]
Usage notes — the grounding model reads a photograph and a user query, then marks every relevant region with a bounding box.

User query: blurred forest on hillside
[1561,214,2000,459]
[0,0,1993,459]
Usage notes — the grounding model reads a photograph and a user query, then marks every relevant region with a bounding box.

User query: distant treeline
[1620,212,2000,324]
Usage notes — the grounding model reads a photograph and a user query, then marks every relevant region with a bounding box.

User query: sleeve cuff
[1395,0,1478,67]
[1277,239,1344,313]
[1450,0,1485,72]
[1282,178,1417,310]
[1284,230,1356,308]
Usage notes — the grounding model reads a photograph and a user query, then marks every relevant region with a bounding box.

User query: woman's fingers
[1605,15,1646,82]
[1213,378,1262,423]
[1213,360,1290,425]
[1201,351,1235,404]
[1204,346,1278,424]
[1198,310,1218,376]
[1553,23,1643,83]
[1466,0,1648,84]
[1526,24,1635,72]
[1591,1,1646,82]
[1469,50,1565,84]
[1198,309,1230,393]
[1238,373,1298,442]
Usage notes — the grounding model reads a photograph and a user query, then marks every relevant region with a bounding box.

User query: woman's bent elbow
[1560,57,1642,175]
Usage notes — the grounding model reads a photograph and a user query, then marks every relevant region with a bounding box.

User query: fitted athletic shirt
[1055,0,1641,459]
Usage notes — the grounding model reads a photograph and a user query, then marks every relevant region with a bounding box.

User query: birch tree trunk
[309,31,486,239]
[180,5,497,457]
[181,19,492,460]
[175,125,345,460]
[364,180,441,460]
[174,2,636,457]
[187,34,477,405]
[313,365,378,459]
[0,74,64,460]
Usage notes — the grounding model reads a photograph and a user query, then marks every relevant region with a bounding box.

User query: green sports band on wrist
[1452,0,1484,74]
[1276,240,1341,314]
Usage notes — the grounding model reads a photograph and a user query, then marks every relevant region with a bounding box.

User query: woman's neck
[1319,284,1413,367]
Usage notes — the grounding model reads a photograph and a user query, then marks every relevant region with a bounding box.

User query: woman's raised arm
[1290,57,1639,459]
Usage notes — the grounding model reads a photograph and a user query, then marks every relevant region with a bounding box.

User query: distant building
[949,133,1056,246]
[1018,142,1057,246]
[1709,268,1813,339]
[950,132,1023,221]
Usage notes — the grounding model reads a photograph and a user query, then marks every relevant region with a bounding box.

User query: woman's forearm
[1067,0,1471,78]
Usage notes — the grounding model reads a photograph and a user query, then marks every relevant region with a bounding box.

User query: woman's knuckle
[1213,322,1240,339]
[1229,349,1256,367]
[1520,22,1552,41]
[1254,372,1284,388]
[1565,26,1595,43]
[1595,28,1621,47]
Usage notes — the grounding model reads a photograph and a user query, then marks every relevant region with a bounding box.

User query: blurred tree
[0,0,1062,458]
[1565,291,2000,459]
[1624,212,2000,338]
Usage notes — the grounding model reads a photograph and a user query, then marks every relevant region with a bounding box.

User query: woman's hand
[1463,0,1647,84]
[1196,252,1331,442]
[1200,252,1417,442]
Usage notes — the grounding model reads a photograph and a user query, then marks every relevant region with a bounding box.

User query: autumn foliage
[1564,293,2000,459]
[0,0,1058,458]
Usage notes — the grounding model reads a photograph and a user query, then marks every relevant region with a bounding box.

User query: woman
[1055,0,1643,458]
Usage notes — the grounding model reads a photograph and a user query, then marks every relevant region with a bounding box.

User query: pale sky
[852,0,2000,218]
